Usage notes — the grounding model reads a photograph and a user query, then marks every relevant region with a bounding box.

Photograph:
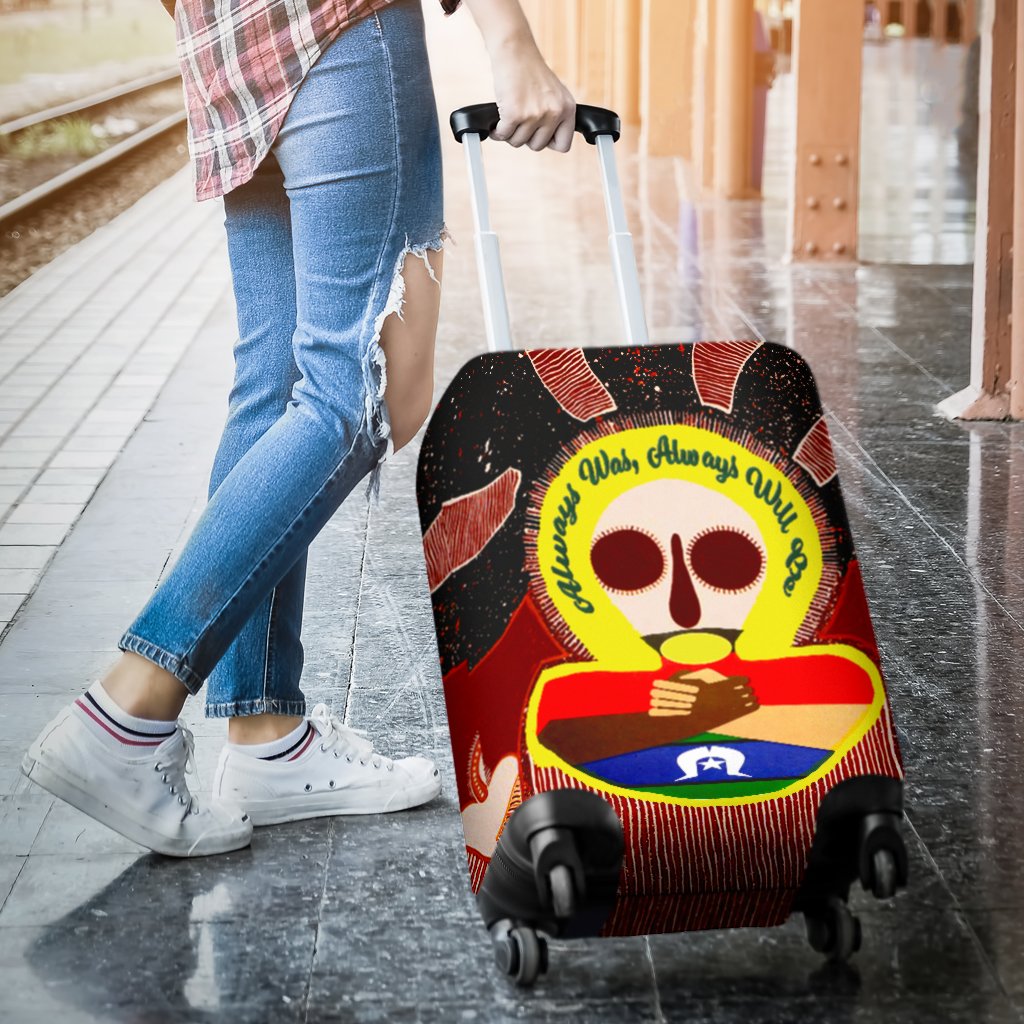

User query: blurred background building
[518,0,1021,422]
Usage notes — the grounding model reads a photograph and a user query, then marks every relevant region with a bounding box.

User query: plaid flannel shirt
[162,0,461,201]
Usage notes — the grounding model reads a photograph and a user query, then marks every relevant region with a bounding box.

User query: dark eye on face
[590,529,664,592]
[688,528,763,591]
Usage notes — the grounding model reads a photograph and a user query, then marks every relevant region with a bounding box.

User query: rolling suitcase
[415,103,908,986]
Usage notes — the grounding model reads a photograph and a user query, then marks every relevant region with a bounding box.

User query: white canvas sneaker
[21,704,252,857]
[212,703,442,825]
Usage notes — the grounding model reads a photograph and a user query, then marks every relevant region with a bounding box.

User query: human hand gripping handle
[462,0,576,151]
[454,0,646,353]
[452,103,646,353]
[451,104,622,147]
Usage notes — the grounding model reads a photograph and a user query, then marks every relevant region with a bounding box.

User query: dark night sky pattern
[415,342,856,677]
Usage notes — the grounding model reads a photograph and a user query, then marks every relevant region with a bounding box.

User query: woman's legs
[102,151,310,729]
[210,156,443,744]
[105,0,445,717]
[206,150,307,738]
[24,0,445,851]
[103,243,444,730]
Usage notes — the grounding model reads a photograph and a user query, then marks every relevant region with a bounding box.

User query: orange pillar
[524,0,552,66]
[602,0,616,106]
[547,2,566,78]
[713,0,756,198]
[579,0,611,105]
[612,0,642,124]
[640,0,696,157]
[550,1,582,88]
[939,0,1018,420]
[567,0,583,91]
[1011,0,1024,419]
[933,0,949,41]
[962,0,978,43]
[691,0,717,188]
[789,0,863,260]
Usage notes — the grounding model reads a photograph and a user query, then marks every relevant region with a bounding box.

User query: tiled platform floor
[1,14,1020,1024]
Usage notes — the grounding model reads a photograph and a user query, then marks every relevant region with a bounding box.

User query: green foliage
[1,116,106,158]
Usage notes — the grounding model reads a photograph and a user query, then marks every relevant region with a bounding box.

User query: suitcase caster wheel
[494,926,547,987]
[548,864,576,920]
[805,898,861,963]
[868,848,899,900]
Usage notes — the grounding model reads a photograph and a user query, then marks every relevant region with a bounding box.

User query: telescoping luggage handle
[451,103,650,352]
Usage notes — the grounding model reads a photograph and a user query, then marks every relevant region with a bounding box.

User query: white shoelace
[308,703,393,771]
[155,723,199,817]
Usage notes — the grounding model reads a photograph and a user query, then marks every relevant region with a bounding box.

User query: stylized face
[589,479,766,643]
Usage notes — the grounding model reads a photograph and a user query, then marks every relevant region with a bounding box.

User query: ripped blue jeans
[117,0,445,716]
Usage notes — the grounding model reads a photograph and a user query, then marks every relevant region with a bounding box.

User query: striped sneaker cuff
[227,721,317,762]
[73,682,177,749]
[262,723,317,761]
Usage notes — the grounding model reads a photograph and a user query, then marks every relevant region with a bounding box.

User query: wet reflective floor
[1,18,1020,1024]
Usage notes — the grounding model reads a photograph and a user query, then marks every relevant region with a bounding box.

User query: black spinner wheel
[805,897,862,963]
[548,864,577,920]
[494,925,548,987]
[867,847,899,900]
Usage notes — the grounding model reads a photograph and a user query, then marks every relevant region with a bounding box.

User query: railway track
[0,67,186,232]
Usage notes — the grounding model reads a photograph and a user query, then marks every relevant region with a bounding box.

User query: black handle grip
[450,103,621,145]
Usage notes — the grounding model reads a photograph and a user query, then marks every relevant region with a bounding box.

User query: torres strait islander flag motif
[415,341,903,933]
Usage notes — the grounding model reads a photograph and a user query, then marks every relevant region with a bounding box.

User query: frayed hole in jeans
[362,225,451,506]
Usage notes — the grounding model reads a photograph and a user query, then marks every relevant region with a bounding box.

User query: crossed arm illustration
[537,667,759,765]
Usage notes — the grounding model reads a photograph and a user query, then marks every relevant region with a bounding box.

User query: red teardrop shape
[668,533,701,628]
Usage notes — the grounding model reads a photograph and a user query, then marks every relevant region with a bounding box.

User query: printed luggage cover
[415,341,904,935]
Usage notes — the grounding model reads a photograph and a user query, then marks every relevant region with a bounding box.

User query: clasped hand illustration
[648,667,757,720]
[523,425,882,805]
